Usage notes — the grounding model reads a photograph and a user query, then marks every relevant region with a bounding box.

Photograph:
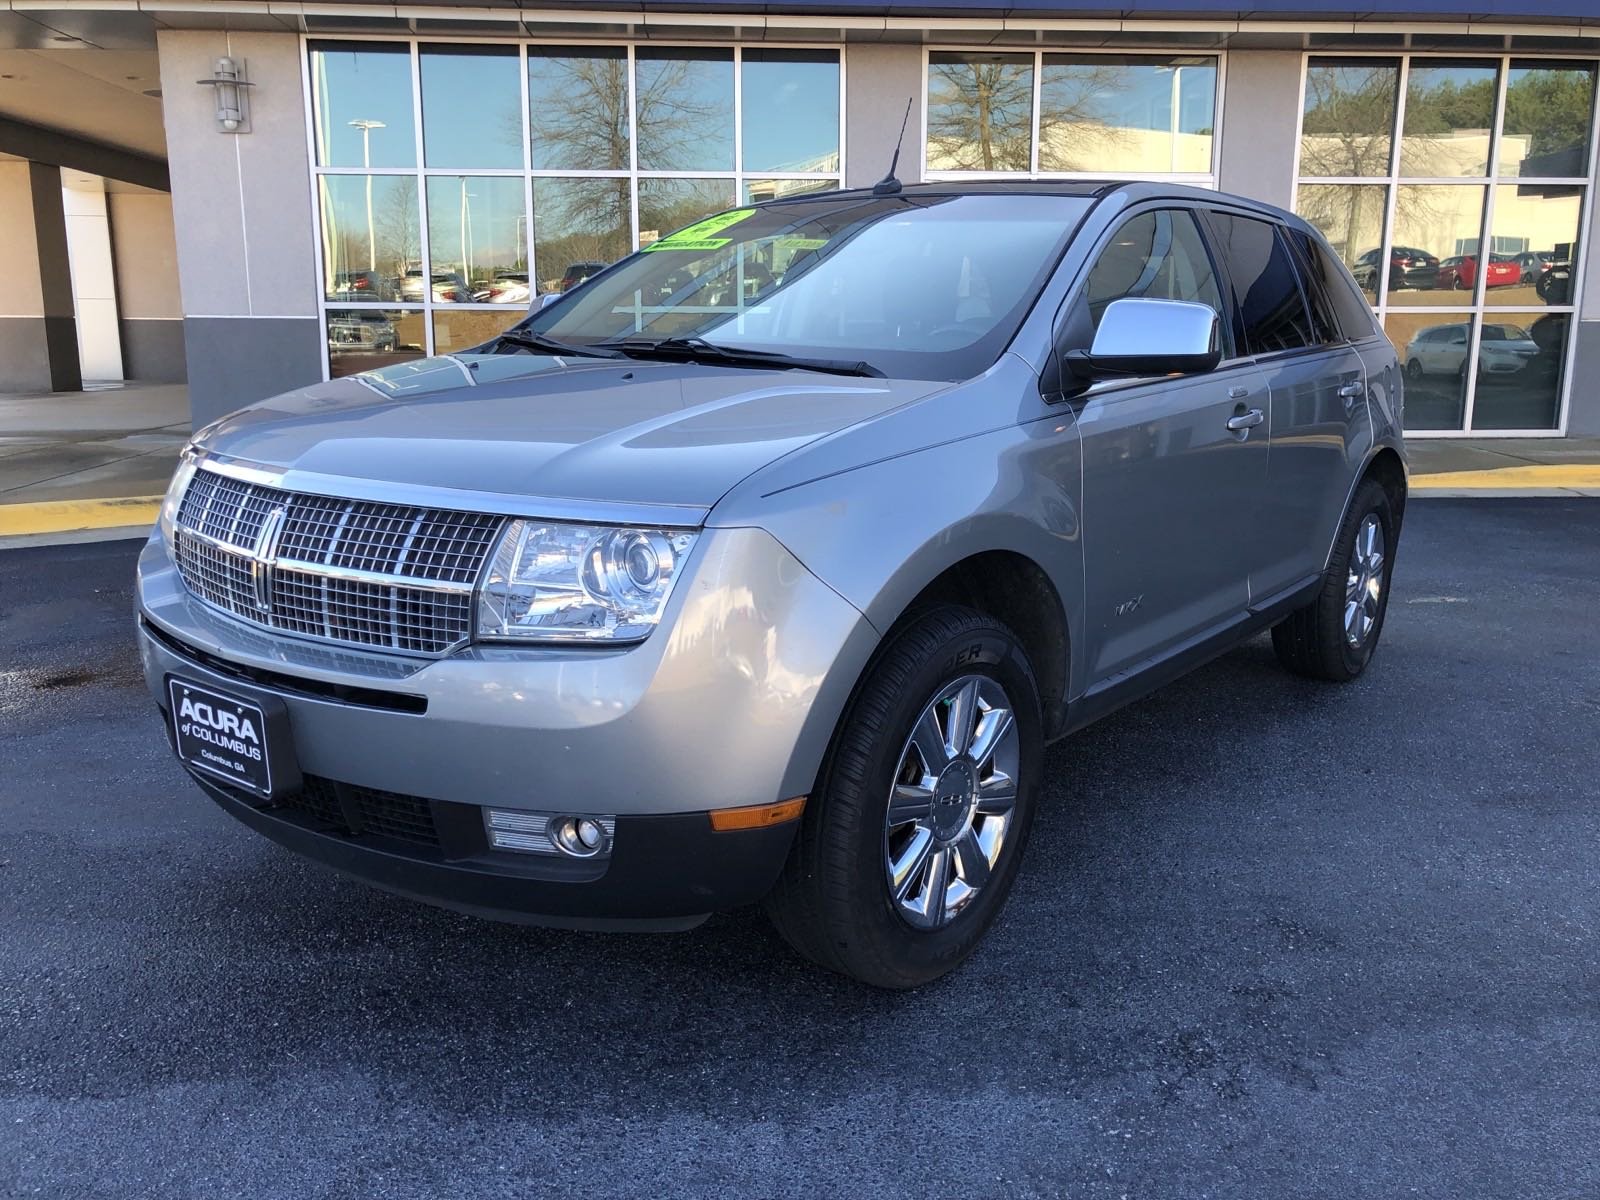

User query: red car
[1436,255,1519,291]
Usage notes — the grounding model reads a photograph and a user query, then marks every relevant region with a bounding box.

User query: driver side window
[1085,209,1225,330]
[1060,208,1229,359]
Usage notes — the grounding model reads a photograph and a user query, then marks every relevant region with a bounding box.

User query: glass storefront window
[1400,60,1499,178]
[635,48,735,172]
[743,178,837,204]
[425,176,527,301]
[741,50,839,174]
[1386,311,1471,430]
[312,40,843,366]
[319,175,420,302]
[432,309,525,356]
[638,178,738,248]
[1300,58,1399,178]
[1295,183,1387,305]
[1471,312,1568,431]
[420,45,522,169]
[528,47,630,172]
[532,178,632,294]
[327,308,425,377]
[1487,187,1582,308]
[926,52,1034,172]
[1038,55,1215,173]
[1386,184,1486,305]
[1302,52,1594,432]
[1500,62,1597,178]
[309,42,415,169]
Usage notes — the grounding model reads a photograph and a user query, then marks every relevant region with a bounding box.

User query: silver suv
[138,182,1405,988]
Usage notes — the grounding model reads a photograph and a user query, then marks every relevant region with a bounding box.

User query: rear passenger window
[1288,227,1378,342]
[1083,209,1225,330]
[1206,213,1315,355]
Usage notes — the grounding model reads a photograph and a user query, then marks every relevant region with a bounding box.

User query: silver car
[138,182,1406,988]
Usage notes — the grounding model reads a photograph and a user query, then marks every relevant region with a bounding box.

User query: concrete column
[63,181,124,382]
[845,44,926,188]
[108,191,187,383]
[1216,51,1302,212]
[0,161,82,392]
[157,28,321,426]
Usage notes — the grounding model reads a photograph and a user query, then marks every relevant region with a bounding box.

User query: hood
[196,353,946,512]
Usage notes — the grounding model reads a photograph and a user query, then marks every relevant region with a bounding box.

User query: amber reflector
[708,797,807,832]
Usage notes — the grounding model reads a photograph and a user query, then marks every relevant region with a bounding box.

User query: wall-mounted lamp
[196,56,253,133]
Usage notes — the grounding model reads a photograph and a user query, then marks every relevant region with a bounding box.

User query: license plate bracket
[167,676,300,799]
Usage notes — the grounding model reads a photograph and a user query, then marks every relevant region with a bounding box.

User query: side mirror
[1063,297,1221,382]
[534,292,562,312]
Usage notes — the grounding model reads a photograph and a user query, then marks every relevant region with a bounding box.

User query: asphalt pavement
[4,500,1599,1198]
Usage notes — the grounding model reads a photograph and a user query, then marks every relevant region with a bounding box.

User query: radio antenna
[872,98,913,196]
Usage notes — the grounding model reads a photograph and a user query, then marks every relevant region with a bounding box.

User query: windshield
[519,193,1092,380]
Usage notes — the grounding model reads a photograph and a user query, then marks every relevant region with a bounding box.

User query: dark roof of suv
[758,178,1303,228]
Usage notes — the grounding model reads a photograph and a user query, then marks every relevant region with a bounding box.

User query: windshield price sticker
[643,209,756,252]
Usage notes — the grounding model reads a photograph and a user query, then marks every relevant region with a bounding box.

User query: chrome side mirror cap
[1065,297,1222,381]
[534,292,562,312]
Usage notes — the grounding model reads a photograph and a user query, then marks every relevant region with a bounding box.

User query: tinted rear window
[1206,212,1314,355]
[1289,227,1378,341]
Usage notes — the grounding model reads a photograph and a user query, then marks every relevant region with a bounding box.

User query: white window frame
[919,45,1226,187]
[1291,50,1600,439]
[300,33,847,379]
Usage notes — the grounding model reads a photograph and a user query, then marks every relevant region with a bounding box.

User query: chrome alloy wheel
[1344,514,1386,649]
[884,675,1020,930]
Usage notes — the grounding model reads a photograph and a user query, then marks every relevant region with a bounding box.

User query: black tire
[1405,357,1423,380]
[765,605,1043,989]
[1272,477,1397,682]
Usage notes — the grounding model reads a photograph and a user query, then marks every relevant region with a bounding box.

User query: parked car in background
[138,182,1406,989]
[1405,321,1538,379]
[399,269,473,303]
[1513,250,1556,285]
[330,269,396,301]
[1353,245,1439,290]
[1537,260,1573,304]
[326,310,397,353]
[559,261,607,292]
[1437,255,1519,292]
[480,271,532,305]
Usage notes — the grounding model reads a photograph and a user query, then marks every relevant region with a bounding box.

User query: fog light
[485,809,614,858]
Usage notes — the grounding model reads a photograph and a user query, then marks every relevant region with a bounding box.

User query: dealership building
[3,0,1599,437]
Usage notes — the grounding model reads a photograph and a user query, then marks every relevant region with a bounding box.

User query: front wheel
[1272,477,1397,682]
[765,605,1042,989]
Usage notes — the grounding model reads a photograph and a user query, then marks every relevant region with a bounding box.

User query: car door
[1204,214,1373,601]
[1058,206,1270,684]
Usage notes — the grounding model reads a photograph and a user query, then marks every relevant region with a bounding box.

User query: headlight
[158,447,200,545]
[476,519,698,643]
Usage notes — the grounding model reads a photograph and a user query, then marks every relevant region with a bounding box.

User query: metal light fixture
[197,56,252,133]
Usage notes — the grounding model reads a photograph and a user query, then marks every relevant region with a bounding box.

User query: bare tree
[926,58,1034,171]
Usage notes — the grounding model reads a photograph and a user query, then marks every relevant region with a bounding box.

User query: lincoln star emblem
[248,506,287,612]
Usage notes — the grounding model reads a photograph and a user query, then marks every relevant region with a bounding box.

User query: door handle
[1338,381,1365,398]
[1226,408,1264,432]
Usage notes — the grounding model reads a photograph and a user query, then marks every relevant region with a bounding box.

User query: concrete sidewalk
[1,380,1597,545]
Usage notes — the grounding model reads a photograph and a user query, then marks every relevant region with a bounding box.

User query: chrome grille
[171,465,503,655]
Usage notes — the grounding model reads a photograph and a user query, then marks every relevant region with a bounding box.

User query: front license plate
[168,677,284,797]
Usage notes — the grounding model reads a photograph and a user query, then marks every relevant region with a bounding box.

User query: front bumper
[138,524,879,925]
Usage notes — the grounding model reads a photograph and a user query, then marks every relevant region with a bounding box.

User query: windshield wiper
[600,335,884,378]
[494,329,622,359]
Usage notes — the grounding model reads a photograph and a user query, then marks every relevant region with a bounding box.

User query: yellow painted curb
[0,495,162,537]
[1411,465,1600,490]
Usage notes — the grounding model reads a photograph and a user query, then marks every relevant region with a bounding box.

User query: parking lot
[4,499,1599,1198]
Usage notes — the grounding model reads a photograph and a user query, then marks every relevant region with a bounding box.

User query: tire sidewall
[828,616,1043,983]
[1333,483,1396,676]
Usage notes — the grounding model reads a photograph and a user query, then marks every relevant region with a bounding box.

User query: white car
[1405,322,1537,379]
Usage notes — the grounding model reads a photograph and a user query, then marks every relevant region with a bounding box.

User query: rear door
[1202,212,1371,603]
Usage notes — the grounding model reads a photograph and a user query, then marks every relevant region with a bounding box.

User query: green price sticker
[642,208,756,252]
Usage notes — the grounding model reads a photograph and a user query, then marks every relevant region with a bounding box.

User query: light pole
[459,179,476,288]
[349,119,385,272]
[1163,66,1182,173]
